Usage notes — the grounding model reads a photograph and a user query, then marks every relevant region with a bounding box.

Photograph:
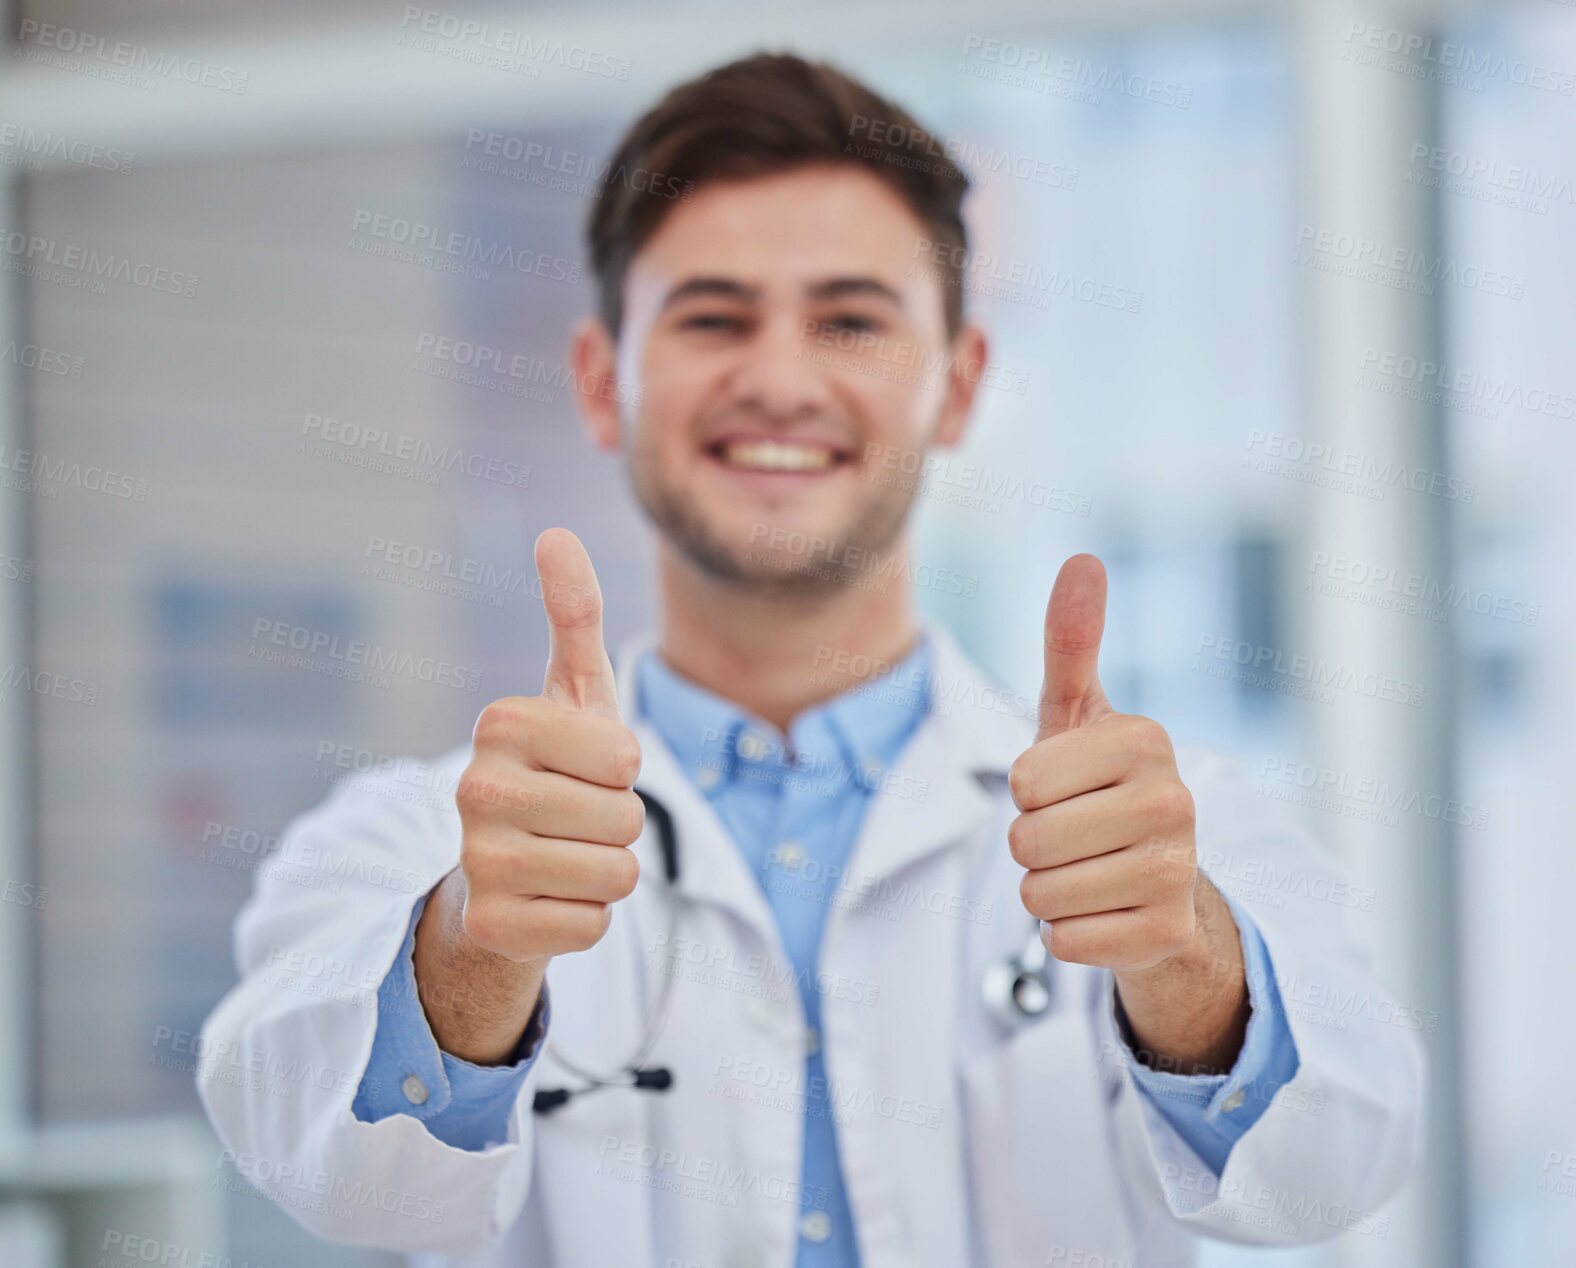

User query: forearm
[1113,876,1249,1076]
[414,868,549,1065]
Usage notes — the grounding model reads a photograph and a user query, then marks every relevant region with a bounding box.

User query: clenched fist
[415,527,644,1064]
[1008,554,1248,1074]
[1008,554,1198,970]
[455,527,645,962]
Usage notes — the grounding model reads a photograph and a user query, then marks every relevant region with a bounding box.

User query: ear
[933,321,988,450]
[569,316,624,453]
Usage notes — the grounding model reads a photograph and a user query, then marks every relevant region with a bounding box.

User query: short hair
[586,51,972,339]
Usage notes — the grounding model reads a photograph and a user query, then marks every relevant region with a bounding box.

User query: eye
[680,312,746,333]
[817,313,881,335]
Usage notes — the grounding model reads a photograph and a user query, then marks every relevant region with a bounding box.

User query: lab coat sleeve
[1101,749,1425,1246]
[196,756,552,1255]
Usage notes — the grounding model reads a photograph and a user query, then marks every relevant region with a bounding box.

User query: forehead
[628,164,934,294]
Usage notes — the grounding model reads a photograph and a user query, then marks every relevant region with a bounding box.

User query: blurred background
[0,0,1571,1264]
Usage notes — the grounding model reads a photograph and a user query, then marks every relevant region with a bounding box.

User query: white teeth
[719,440,835,472]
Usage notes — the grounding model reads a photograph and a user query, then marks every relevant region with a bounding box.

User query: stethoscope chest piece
[981,919,1055,1028]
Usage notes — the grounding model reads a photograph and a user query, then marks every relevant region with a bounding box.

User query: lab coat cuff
[1112,887,1300,1174]
[352,889,552,1149]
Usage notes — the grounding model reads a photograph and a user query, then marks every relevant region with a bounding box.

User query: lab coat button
[1222,1087,1246,1113]
[729,1246,764,1268]
[401,1074,429,1105]
[746,995,779,1031]
[799,1210,833,1243]
[805,1026,820,1056]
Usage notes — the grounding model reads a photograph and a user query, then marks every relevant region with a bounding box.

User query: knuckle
[1018,869,1044,914]
[617,791,647,844]
[1007,754,1037,809]
[1131,716,1171,760]
[608,849,641,900]
[473,698,525,746]
[1006,815,1034,867]
[1152,779,1194,826]
[455,769,497,814]
[461,899,500,950]
[609,730,643,787]
[563,903,611,952]
[1046,922,1083,964]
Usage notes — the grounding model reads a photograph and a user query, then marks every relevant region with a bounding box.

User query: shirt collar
[634,634,935,797]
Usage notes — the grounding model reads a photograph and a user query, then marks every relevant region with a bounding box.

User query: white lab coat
[199,626,1422,1268]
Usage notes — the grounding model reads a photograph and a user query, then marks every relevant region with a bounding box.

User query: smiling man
[200,53,1422,1268]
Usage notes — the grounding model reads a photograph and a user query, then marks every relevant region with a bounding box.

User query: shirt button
[799,1210,833,1243]
[695,765,720,791]
[401,1074,429,1105]
[775,840,805,869]
[736,731,769,761]
[1222,1087,1246,1113]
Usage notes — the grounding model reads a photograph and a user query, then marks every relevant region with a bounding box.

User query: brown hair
[586,52,972,339]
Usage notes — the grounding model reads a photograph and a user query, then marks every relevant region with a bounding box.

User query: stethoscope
[532,787,1056,1115]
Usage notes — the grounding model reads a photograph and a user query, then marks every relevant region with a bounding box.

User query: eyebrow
[659,275,905,311]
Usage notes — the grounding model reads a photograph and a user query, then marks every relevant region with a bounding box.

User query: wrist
[415,871,549,1065]
[1113,879,1248,1075]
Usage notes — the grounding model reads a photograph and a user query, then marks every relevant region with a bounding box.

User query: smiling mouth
[707,439,850,474]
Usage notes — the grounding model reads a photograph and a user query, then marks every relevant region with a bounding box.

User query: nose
[724,314,835,423]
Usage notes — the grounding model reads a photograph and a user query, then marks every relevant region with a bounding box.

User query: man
[200,53,1421,1268]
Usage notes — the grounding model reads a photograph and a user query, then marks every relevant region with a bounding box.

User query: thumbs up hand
[1009,555,1249,1072]
[452,528,645,966]
[1008,555,1200,973]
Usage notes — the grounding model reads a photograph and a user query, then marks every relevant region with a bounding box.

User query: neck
[656,537,921,732]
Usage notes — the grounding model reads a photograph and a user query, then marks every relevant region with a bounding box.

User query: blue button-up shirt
[355,634,1299,1262]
